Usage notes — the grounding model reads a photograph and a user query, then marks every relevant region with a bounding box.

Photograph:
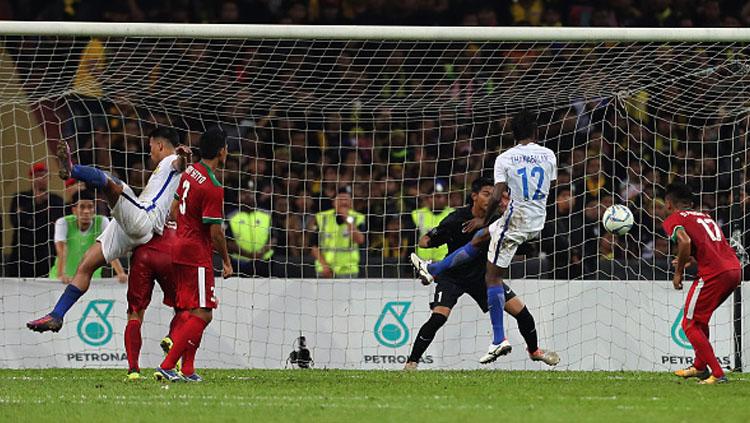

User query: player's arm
[111,258,127,284]
[53,217,70,283]
[671,227,691,290]
[348,219,366,246]
[420,215,455,248]
[210,223,233,278]
[54,241,68,283]
[172,145,192,173]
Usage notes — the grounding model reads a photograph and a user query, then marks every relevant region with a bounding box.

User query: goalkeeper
[405,177,559,369]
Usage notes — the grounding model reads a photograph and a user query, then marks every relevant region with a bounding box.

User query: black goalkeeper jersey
[425,205,498,285]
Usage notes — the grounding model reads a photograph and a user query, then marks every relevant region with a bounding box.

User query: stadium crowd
[2,0,750,280]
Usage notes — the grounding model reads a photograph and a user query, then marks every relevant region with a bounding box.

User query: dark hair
[511,109,537,141]
[72,189,95,205]
[665,181,694,206]
[148,127,180,147]
[471,177,494,193]
[199,126,227,159]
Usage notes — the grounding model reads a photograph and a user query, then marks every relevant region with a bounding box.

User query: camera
[287,335,313,369]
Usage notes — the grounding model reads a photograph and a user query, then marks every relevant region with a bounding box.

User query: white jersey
[137,153,181,235]
[493,142,556,232]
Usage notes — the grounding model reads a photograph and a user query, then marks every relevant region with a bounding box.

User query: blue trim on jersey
[118,170,178,212]
[492,202,514,266]
[143,170,178,212]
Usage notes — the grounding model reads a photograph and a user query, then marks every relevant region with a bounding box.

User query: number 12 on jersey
[516,166,546,201]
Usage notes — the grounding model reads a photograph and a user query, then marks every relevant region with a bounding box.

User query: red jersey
[662,209,740,280]
[172,162,224,267]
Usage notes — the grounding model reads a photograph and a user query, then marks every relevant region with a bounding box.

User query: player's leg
[503,288,560,366]
[57,139,123,208]
[26,241,107,332]
[405,281,461,370]
[411,228,490,284]
[479,261,512,364]
[156,264,216,382]
[690,270,741,384]
[125,310,145,380]
[124,249,157,380]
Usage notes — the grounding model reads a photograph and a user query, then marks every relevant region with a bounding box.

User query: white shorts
[487,207,540,268]
[97,184,154,263]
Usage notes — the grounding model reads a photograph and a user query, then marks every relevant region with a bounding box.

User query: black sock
[513,306,538,353]
[408,313,447,363]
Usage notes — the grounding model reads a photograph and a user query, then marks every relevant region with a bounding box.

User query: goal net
[0,24,748,370]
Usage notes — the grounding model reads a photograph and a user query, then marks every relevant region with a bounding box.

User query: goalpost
[0,23,748,371]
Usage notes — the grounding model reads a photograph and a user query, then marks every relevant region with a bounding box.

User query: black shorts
[429,276,516,313]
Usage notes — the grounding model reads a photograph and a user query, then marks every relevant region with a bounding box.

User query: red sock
[124,319,142,372]
[168,310,189,339]
[684,321,723,378]
[181,337,202,376]
[160,314,207,370]
[691,323,710,370]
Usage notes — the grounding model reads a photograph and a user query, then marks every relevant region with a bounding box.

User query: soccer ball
[602,204,634,235]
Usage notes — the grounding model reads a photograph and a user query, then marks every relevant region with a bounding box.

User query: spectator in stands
[226,189,275,277]
[310,187,366,278]
[67,37,107,138]
[409,180,454,262]
[6,162,64,277]
[50,190,127,284]
[372,216,411,260]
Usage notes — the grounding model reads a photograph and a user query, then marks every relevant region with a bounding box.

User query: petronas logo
[374,301,411,348]
[77,300,114,347]
[671,309,693,350]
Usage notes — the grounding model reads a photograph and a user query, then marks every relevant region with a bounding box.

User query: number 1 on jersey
[516,166,546,201]
[697,218,722,241]
[179,180,191,215]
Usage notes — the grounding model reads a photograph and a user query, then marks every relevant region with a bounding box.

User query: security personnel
[411,180,454,261]
[310,186,366,278]
[226,189,274,277]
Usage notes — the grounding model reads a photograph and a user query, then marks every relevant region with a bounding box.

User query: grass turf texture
[1,369,750,422]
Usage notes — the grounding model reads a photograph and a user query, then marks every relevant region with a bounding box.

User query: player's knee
[420,313,448,338]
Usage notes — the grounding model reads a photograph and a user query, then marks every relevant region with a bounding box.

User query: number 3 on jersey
[517,166,545,201]
[179,180,191,215]
[697,217,722,241]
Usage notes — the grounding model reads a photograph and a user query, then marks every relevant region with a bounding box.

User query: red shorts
[127,243,177,313]
[174,263,217,309]
[682,269,741,327]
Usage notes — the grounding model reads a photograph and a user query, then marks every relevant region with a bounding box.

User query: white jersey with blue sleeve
[137,153,181,235]
[493,142,556,232]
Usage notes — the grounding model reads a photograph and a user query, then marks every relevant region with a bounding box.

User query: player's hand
[117,273,128,284]
[175,145,192,157]
[462,217,485,233]
[672,273,683,290]
[222,261,234,279]
[60,275,72,284]
[320,265,333,278]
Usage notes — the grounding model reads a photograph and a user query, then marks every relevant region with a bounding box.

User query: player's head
[469,177,494,213]
[71,189,96,225]
[199,126,228,165]
[148,127,180,162]
[511,109,537,142]
[665,181,694,213]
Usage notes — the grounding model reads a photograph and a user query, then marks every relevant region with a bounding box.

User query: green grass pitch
[2,369,750,422]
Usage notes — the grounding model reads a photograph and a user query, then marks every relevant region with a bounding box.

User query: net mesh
[1,33,748,370]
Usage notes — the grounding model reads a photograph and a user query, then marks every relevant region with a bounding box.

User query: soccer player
[406,177,559,369]
[663,181,741,385]
[124,224,181,381]
[412,110,556,364]
[50,189,127,284]
[27,127,189,332]
[155,127,233,382]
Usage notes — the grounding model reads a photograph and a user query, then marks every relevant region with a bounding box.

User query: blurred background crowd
[2,0,750,280]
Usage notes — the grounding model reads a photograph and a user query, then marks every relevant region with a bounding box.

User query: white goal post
[0,23,748,371]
